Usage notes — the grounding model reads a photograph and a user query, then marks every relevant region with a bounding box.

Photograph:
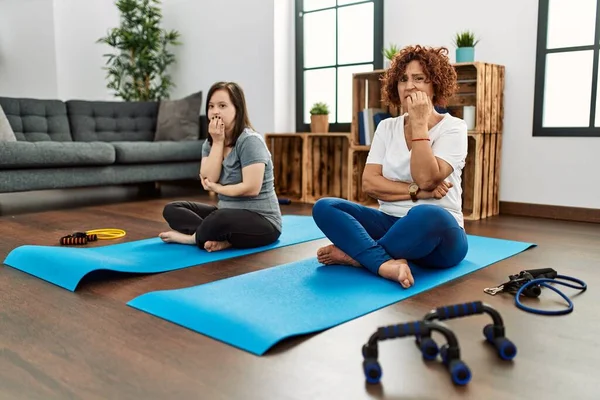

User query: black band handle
[524,268,557,279]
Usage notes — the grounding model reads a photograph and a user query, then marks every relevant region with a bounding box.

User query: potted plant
[97,0,181,101]
[453,30,480,63]
[382,43,400,68]
[310,102,330,133]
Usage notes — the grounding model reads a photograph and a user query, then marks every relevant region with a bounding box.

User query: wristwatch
[408,183,419,202]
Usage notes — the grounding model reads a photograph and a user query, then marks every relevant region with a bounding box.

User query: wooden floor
[1,186,599,400]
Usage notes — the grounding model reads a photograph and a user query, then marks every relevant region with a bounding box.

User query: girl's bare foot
[316,244,361,267]
[158,231,196,245]
[204,240,232,252]
[378,259,414,288]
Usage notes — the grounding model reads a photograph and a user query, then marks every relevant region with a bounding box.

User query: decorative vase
[456,47,475,63]
[310,114,329,133]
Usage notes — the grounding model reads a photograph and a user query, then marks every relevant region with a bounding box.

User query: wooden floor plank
[1,189,599,399]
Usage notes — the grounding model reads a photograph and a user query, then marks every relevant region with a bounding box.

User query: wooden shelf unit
[263,133,305,202]
[349,62,505,220]
[350,70,400,147]
[264,132,351,204]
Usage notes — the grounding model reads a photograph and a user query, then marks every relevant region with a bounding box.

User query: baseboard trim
[499,201,600,224]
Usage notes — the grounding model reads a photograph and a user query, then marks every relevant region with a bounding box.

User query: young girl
[158,82,282,252]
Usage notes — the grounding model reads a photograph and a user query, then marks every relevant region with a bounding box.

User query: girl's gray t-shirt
[201,129,282,232]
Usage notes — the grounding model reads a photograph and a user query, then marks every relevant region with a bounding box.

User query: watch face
[409,183,418,193]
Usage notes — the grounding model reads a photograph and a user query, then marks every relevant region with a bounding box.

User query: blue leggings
[312,198,468,275]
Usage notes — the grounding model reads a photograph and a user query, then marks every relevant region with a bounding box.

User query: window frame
[533,0,600,137]
[295,0,384,133]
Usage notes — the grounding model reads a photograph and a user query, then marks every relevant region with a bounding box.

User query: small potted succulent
[382,43,400,68]
[310,102,330,133]
[453,30,480,63]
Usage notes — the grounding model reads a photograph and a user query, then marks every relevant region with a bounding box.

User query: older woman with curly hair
[312,45,468,288]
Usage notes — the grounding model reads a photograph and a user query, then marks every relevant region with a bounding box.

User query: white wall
[3,0,280,134]
[384,0,599,209]
[161,0,276,134]
[53,0,119,100]
[274,0,296,132]
[0,0,58,98]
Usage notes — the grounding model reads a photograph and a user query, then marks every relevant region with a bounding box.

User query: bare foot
[158,231,196,245]
[204,240,232,252]
[378,259,415,288]
[316,244,361,267]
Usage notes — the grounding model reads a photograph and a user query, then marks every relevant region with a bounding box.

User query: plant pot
[310,114,329,133]
[456,47,475,63]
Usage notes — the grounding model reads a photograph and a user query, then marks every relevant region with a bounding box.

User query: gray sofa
[0,96,208,194]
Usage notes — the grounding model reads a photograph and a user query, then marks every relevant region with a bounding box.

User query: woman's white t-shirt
[365,113,468,228]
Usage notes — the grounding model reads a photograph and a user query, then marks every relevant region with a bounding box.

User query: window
[295,0,384,132]
[533,0,600,136]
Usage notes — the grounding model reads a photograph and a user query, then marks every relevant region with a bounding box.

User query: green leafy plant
[310,102,330,115]
[97,0,181,101]
[382,43,401,61]
[453,30,480,48]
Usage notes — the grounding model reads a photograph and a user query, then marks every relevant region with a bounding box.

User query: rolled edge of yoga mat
[3,245,91,291]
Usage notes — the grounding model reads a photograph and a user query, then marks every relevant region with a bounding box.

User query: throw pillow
[0,105,17,142]
[154,91,203,141]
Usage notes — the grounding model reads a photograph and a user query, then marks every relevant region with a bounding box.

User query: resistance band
[60,229,126,246]
[484,268,587,315]
[514,275,587,316]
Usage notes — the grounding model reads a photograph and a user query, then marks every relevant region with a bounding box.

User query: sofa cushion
[0,97,72,142]
[66,100,158,142]
[0,141,115,169]
[154,91,203,141]
[0,106,17,142]
[112,140,205,164]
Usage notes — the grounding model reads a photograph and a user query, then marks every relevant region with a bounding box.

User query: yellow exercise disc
[85,228,126,240]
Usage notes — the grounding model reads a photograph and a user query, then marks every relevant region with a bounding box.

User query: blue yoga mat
[128,235,535,356]
[2,215,325,291]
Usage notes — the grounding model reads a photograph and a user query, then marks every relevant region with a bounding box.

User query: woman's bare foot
[316,244,361,267]
[378,259,415,288]
[204,240,232,252]
[159,231,196,245]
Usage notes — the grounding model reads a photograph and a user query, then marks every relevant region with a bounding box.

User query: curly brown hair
[381,45,458,108]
